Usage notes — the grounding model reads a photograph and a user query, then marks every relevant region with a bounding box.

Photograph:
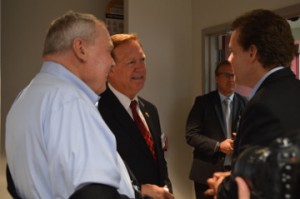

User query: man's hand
[141,184,174,199]
[204,171,231,199]
[219,139,234,155]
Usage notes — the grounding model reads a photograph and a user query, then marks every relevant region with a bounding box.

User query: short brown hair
[231,9,295,69]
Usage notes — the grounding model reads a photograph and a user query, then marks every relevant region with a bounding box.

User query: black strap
[69,183,131,199]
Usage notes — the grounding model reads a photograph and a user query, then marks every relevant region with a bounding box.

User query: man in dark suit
[185,60,247,199]
[205,9,300,199]
[98,33,174,199]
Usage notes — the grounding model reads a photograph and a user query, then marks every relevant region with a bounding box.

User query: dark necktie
[130,100,156,160]
[224,98,232,166]
[224,98,232,138]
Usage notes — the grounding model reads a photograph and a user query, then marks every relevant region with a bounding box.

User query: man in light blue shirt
[6,11,135,199]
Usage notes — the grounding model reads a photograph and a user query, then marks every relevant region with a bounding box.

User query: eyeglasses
[217,72,235,79]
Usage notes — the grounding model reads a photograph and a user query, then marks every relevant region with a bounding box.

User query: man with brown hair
[206,9,300,199]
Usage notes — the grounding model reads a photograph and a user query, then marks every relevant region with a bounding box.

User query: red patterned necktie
[130,100,156,160]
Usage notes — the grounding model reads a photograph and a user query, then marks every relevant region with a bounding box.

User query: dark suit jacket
[234,68,300,157]
[98,88,172,192]
[186,90,247,183]
[219,68,300,199]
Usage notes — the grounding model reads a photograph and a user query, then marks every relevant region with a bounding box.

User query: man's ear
[249,44,258,61]
[73,38,87,62]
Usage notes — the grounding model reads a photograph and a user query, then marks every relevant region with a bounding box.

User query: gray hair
[43,11,103,55]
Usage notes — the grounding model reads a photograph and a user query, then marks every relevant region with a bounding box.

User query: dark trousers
[194,182,213,199]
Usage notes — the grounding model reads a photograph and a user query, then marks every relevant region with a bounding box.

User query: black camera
[232,137,300,199]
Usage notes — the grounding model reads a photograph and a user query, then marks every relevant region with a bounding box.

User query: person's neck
[44,52,80,78]
[108,82,137,100]
[220,92,233,97]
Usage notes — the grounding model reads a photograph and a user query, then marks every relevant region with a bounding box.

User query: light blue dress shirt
[6,61,134,199]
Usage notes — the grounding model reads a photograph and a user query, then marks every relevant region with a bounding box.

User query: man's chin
[98,85,107,95]
[134,86,144,93]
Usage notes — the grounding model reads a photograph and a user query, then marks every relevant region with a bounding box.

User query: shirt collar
[218,92,234,102]
[41,61,100,104]
[248,66,284,100]
[108,83,138,110]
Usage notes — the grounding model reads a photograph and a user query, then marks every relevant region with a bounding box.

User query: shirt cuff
[214,142,220,152]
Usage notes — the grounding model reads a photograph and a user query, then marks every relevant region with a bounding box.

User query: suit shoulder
[138,96,157,109]
[98,88,119,111]
[195,91,217,101]
[234,93,248,103]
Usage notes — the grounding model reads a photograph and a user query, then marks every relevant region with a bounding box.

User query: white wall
[293,27,300,40]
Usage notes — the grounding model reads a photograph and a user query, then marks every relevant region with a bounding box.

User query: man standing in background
[98,33,174,199]
[185,60,247,199]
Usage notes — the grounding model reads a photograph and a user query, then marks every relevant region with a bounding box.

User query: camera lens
[232,138,300,199]
[233,146,270,196]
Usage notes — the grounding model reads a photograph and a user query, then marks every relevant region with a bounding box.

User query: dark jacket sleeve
[185,95,220,157]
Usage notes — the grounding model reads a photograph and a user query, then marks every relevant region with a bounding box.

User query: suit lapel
[212,91,227,136]
[105,89,154,158]
[231,95,241,133]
